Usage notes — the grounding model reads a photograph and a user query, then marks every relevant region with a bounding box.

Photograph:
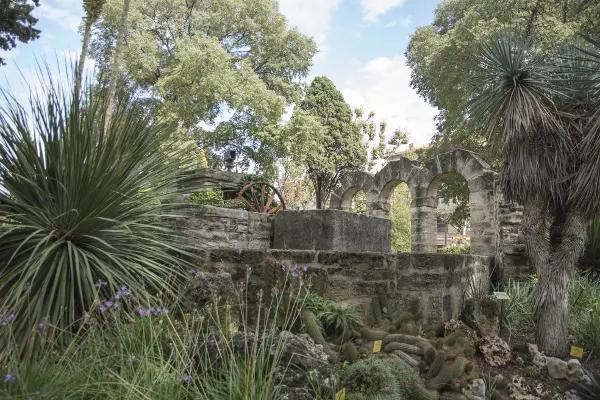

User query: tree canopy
[286,76,366,209]
[90,0,317,174]
[0,0,40,65]
[406,0,600,164]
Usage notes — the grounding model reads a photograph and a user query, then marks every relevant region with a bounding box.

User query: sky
[0,0,441,147]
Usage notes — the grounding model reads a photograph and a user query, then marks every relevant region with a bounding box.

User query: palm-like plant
[468,33,600,356]
[0,68,195,358]
[76,0,106,95]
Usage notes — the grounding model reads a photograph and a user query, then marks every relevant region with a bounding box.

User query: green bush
[188,186,240,208]
[0,69,195,357]
[341,356,422,400]
[439,244,470,254]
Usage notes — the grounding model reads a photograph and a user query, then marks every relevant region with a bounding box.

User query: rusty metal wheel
[235,182,286,214]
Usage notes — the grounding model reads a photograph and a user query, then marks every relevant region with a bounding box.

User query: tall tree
[287,77,363,209]
[0,0,40,65]
[406,0,600,164]
[90,0,316,171]
[468,33,600,356]
[103,0,130,135]
[76,0,106,96]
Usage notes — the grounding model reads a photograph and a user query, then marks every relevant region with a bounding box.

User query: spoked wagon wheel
[235,182,286,214]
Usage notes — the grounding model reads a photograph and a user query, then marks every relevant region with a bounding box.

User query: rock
[463,378,486,400]
[273,331,331,400]
[513,343,546,371]
[182,269,237,311]
[564,390,582,400]
[461,297,501,337]
[566,359,584,383]
[445,319,479,347]
[547,357,568,380]
[479,336,512,367]
[507,375,538,400]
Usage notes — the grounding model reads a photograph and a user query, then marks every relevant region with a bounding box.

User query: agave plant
[575,370,600,400]
[0,68,196,357]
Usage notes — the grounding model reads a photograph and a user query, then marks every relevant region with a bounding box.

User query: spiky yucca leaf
[0,66,196,357]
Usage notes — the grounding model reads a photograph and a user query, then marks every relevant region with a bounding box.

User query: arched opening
[428,173,470,253]
[390,182,412,252]
[350,190,367,214]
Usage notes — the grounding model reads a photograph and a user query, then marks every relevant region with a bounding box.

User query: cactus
[359,327,388,341]
[408,298,423,321]
[444,332,464,346]
[392,350,420,366]
[372,296,384,326]
[424,347,437,364]
[463,360,474,374]
[377,287,390,317]
[490,390,510,400]
[383,342,423,355]
[383,333,428,346]
[394,311,414,329]
[425,350,446,380]
[341,342,358,363]
[427,357,466,390]
[433,338,444,350]
[301,309,327,347]
[410,383,439,400]
[540,395,553,400]
[463,346,476,358]
[400,321,418,335]
[418,359,429,374]
[439,393,468,400]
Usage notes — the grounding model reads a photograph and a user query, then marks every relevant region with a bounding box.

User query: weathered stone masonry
[194,248,492,324]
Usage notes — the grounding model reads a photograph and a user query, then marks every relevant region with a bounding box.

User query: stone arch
[371,157,420,218]
[329,171,378,212]
[414,150,497,255]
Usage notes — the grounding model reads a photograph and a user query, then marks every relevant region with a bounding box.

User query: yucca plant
[0,66,196,359]
[574,370,600,400]
[467,32,600,356]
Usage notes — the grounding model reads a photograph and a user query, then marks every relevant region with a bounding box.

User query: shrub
[341,356,422,400]
[0,68,196,358]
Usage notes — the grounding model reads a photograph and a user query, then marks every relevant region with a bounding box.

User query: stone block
[272,210,391,253]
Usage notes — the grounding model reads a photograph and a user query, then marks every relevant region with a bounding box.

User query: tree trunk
[75,22,93,98]
[104,0,131,138]
[533,210,587,357]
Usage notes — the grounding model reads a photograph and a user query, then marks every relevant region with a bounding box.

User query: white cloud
[362,0,407,22]
[400,15,412,27]
[341,55,438,147]
[278,0,344,61]
[37,2,82,32]
[384,20,397,28]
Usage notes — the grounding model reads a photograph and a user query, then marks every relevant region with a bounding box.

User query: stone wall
[194,249,492,325]
[272,210,392,253]
[497,200,533,280]
[178,205,272,250]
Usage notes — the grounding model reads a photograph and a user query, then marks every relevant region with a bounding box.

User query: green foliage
[0,68,196,357]
[575,370,600,400]
[188,186,238,208]
[426,357,465,390]
[287,77,368,209]
[0,0,40,65]
[314,297,361,338]
[391,183,412,252]
[439,245,470,254]
[0,272,303,400]
[341,356,422,400]
[580,216,600,271]
[406,0,600,165]
[410,383,440,400]
[91,0,317,173]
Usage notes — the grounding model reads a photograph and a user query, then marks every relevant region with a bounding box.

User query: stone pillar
[467,172,497,256]
[497,198,531,280]
[410,186,437,252]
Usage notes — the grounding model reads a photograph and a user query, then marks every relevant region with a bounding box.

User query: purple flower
[178,372,192,383]
[449,145,456,151]
[292,272,299,278]
[94,280,108,288]
[37,320,48,331]
[23,285,31,294]
[136,306,152,317]
[0,312,15,326]
[114,286,131,300]
[99,305,108,313]
[153,306,169,316]
[281,265,286,271]
[3,372,15,382]
[303,266,308,272]
[126,355,142,367]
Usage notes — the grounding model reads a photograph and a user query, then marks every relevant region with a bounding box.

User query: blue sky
[0,0,440,146]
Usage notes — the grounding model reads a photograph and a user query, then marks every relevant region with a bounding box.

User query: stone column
[467,172,497,256]
[410,186,437,252]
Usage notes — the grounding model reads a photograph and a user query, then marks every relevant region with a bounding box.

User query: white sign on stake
[493,291,510,300]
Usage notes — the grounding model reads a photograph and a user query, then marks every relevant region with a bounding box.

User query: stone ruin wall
[176,150,532,323]
[194,248,492,325]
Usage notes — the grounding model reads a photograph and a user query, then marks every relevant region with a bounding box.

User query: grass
[0,268,309,400]
[495,274,600,356]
